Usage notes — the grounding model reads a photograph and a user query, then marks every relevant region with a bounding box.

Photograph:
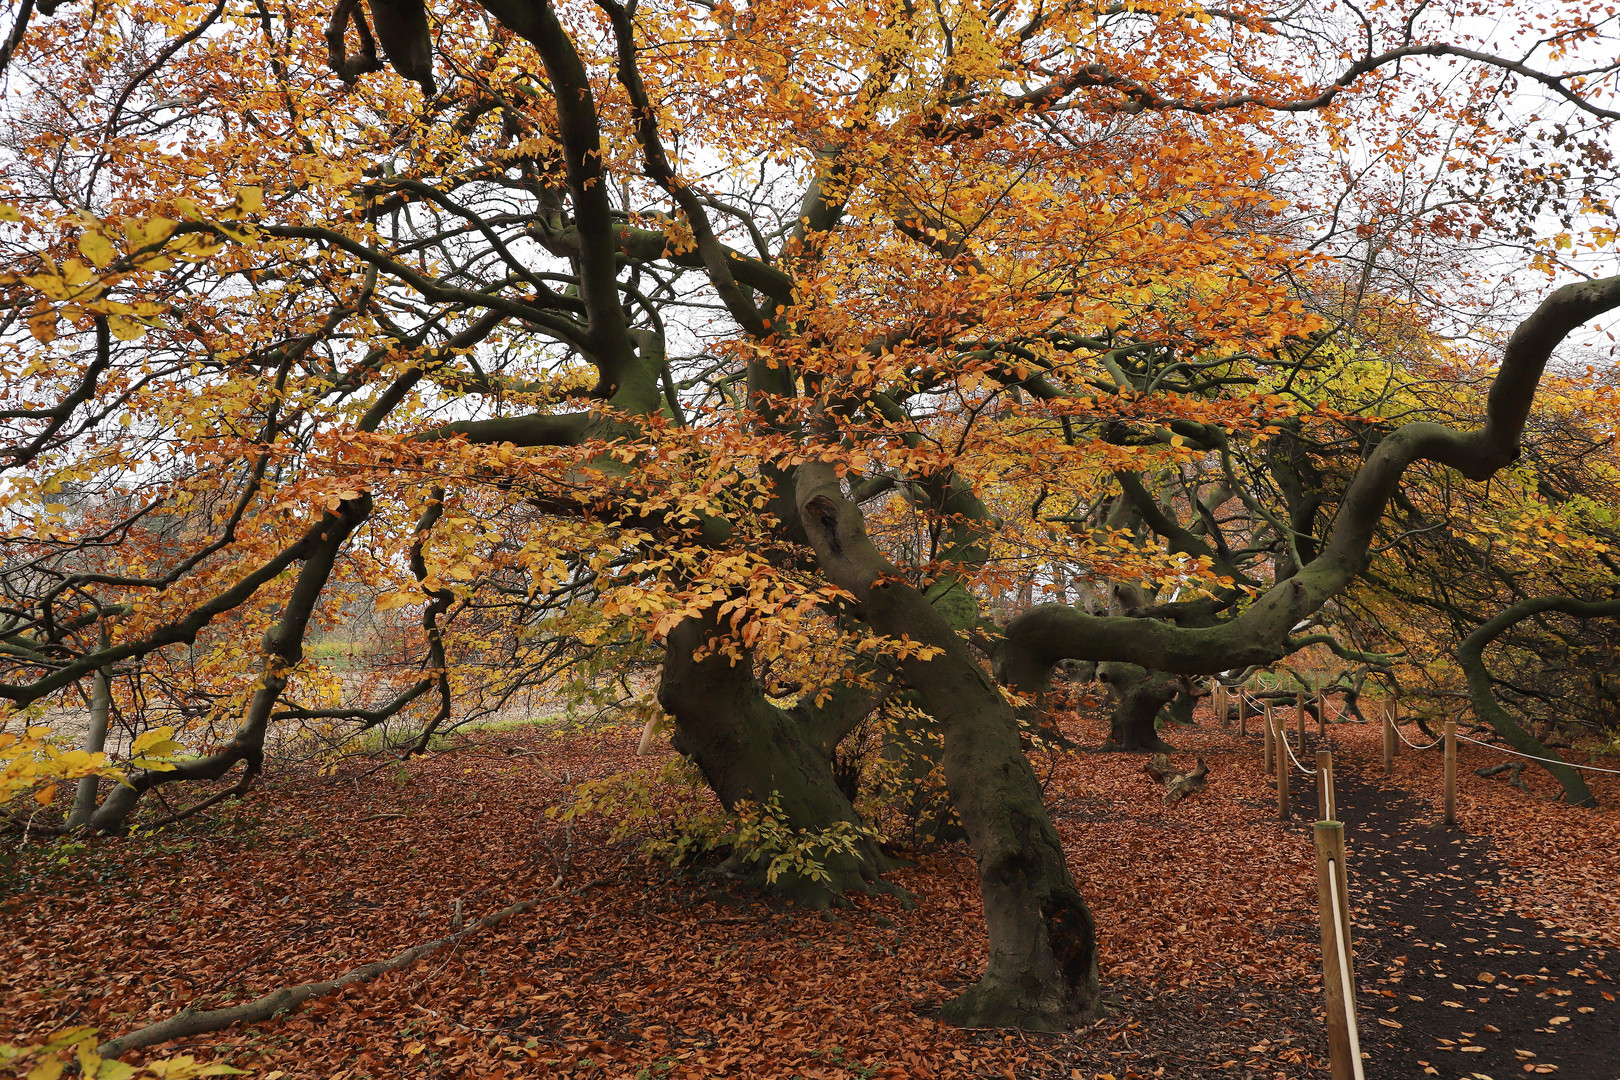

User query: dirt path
[1316,742,1620,1080]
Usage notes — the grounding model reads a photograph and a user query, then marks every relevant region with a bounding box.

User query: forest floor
[3,706,1619,1080]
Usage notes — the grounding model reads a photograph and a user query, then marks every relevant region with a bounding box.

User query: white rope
[1319,761,1337,822]
[1278,717,1314,776]
[1327,859,1366,1080]
[1455,734,1620,775]
[1391,717,1443,752]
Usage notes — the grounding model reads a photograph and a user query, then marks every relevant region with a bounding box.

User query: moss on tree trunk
[1098,663,1178,753]
[797,468,1102,1028]
[658,611,898,904]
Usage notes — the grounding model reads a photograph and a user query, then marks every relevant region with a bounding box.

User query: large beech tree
[4,0,1620,1029]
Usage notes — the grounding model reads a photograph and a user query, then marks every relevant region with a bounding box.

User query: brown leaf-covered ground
[3,709,1618,1079]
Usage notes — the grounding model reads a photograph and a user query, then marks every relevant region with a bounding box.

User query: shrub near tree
[3,0,1620,1031]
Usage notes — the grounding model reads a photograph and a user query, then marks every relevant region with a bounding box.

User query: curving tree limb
[96,879,608,1059]
[1002,275,1620,691]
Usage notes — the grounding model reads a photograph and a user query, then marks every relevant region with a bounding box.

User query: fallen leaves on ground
[2,709,1615,1078]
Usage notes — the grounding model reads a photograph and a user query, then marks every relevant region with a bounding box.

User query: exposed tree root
[1476,760,1531,792]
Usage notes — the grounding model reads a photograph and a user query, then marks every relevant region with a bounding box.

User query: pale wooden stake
[1276,710,1291,820]
[1263,705,1274,773]
[1314,822,1361,1080]
[1215,684,1229,729]
[1444,720,1458,826]
[1317,749,1336,823]
[1390,691,1402,757]
[1381,708,1394,777]
[1238,692,1248,736]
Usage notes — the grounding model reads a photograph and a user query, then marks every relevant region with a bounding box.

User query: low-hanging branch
[95,879,609,1059]
[1456,594,1620,807]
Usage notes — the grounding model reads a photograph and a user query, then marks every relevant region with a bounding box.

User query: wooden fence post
[1215,684,1229,728]
[1263,705,1274,773]
[1296,691,1306,744]
[1382,708,1394,777]
[1390,692,1401,757]
[1238,692,1248,736]
[1314,822,1361,1080]
[1317,749,1335,822]
[1444,720,1457,826]
[1277,715,1291,820]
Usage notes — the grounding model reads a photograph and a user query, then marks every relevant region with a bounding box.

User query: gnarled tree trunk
[797,462,1100,1029]
[1097,663,1179,752]
[658,610,898,904]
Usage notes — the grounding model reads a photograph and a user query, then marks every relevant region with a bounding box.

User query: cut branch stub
[1145,754,1209,805]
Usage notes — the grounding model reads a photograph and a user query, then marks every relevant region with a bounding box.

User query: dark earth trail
[1310,741,1619,1080]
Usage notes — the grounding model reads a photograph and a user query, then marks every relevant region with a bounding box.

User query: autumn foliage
[4,0,1620,1061]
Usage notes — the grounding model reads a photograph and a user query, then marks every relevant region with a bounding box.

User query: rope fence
[1391,716,1442,752]
[1213,681,1616,1078]
[1455,734,1620,775]
[1323,844,1366,1080]
[1218,681,1620,777]
[1278,713,1314,776]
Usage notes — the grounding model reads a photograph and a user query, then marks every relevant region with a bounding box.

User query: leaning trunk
[797,468,1100,1028]
[87,498,371,832]
[65,666,112,831]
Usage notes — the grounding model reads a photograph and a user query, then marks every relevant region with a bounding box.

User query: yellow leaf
[27,1058,64,1080]
[127,216,177,249]
[78,230,116,268]
[106,316,146,341]
[0,202,20,221]
[34,784,58,805]
[27,306,58,344]
[235,186,264,213]
[22,273,70,301]
[61,259,94,287]
[131,727,181,755]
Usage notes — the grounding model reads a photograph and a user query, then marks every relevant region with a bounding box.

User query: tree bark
[65,665,111,830]
[87,497,372,832]
[1457,595,1613,807]
[1097,663,1178,752]
[1000,277,1620,700]
[797,461,1099,1029]
[657,610,897,904]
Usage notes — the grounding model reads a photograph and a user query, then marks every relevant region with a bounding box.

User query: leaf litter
[1,707,1616,1078]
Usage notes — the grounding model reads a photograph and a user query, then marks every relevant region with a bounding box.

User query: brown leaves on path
[1,713,1439,1079]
